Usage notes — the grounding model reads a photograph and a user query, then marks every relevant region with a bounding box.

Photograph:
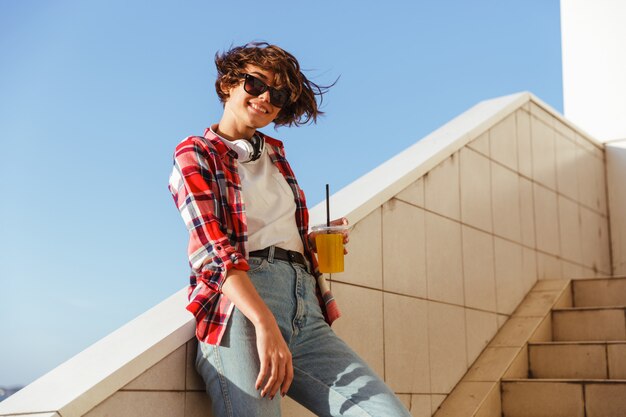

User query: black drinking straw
[325,183,330,229]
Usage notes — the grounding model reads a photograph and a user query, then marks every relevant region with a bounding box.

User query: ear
[219,80,232,99]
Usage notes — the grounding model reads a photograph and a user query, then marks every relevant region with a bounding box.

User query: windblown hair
[214,42,334,127]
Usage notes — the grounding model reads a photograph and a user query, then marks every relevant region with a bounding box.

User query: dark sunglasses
[242,73,290,108]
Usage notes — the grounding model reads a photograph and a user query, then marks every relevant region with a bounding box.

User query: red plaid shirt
[169,128,339,345]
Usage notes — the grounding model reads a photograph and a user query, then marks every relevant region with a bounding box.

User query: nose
[258,90,271,102]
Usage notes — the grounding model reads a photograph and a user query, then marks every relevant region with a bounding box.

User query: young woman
[169,42,410,417]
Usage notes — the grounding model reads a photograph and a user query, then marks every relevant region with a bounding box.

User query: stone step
[552,307,626,341]
[528,341,626,379]
[573,277,626,308]
[501,379,626,417]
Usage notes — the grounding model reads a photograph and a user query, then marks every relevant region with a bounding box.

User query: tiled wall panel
[518,176,536,248]
[578,149,601,211]
[468,131,490,157]
[465,309,499,367]
[84,392,185,417]
[425,212,464,305]
[428,302,467,394]
[490,114,518,172]
[184,392,213,417]
[384,293,430,393]
[531,117,557,189]
[555,133,579,201]
[462,225,497,311]
[396,176,425,208]
[425,154,460,221]
[494,238,524,315]
[492,162,521,242]
[537,252,563,280]
[383,200,426,297]
[558,196,583,263]
[342,207,383,289]
[533,184,561,256]
[123,345,186,391]
[460,148,493,233]
[580,206,611,274]
[516,110,533,178]
[332,282,385,377]
[521,248,538,294]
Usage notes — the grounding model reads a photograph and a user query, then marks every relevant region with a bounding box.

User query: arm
[169,138,248,291]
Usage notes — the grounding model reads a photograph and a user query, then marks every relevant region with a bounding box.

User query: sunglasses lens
[244,75,266,96]
[270,89,289,107]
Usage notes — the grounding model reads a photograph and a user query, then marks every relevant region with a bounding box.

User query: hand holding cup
[310,217,350,273]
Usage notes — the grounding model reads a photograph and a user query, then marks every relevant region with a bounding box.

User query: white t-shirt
[214,131,304,254]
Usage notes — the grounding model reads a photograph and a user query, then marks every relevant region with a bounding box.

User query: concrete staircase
[501,277,626,417]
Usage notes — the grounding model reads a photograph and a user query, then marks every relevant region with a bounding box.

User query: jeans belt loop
[267,245,276,263]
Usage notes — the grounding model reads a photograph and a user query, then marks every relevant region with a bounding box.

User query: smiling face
[217,65,282,140]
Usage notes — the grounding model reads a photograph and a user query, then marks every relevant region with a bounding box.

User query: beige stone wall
[83,341,211,417]
[79,101,611,417]
[328,102,611,415]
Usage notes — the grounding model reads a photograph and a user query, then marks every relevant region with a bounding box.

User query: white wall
[606,140,626,275]
[561,0,626,142]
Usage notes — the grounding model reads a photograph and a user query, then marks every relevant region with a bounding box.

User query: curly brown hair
[214,42,334,127]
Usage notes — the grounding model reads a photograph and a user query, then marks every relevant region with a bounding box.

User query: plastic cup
[312,224,349,273]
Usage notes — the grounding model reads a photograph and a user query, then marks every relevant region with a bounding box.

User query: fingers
[264,353,286,399]
[281,360,294,397]
[330,217,349,227]
[308,232,317,252]
[256,350,292,399]
[255,355,270,391]
[336,217,350,251]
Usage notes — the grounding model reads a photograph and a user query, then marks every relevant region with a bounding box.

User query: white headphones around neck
[231,133,265,163]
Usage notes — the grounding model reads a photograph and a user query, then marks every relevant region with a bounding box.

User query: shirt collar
[203,126,285,157]
[203,127,237,159]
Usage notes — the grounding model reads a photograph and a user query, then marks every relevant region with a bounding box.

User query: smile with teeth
[249,102,269,114]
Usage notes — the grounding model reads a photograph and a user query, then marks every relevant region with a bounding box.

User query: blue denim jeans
[196,255,411,417]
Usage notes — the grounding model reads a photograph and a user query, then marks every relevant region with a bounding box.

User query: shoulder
[172,136,226,176]
[259,132,284,149]
[175,135,210,154]
[259,132,287,158]
[174,135,225,160]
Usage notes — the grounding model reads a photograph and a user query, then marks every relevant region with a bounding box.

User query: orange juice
[315,233,344,273]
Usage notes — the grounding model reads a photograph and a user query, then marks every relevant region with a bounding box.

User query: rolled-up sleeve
[169,138,249,292]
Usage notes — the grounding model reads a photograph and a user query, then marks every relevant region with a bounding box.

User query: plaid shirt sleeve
[168,137,249,293]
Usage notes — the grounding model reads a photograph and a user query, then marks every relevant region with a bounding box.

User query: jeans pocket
[247,258,269,274]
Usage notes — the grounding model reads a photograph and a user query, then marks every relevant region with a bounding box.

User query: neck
[216,113,255,141]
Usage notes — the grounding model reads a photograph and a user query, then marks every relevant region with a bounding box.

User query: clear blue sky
[0,0,562,386]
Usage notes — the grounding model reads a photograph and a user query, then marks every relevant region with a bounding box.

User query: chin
[247,117,273,129]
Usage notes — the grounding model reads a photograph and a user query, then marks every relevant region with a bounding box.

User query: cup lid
[311,224,351,233]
